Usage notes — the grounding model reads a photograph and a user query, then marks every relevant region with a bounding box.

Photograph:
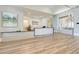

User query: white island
[34,28,53,36]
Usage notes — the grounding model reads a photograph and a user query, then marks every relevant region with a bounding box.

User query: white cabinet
[2,31,34,42]
[35,28,53,36]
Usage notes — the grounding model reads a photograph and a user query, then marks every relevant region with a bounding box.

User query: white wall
[72,7,79,36]
[29,17,49,30]
[53,15,60,32]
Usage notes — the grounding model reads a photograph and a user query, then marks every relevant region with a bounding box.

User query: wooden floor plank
[0,32,79,54]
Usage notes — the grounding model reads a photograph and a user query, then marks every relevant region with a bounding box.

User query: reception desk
[34,28,53,36]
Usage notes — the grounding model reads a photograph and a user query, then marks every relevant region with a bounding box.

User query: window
[60,15,74,29]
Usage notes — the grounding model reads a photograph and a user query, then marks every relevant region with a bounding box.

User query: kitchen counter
[0,31,34,42]
[0,28,53,42]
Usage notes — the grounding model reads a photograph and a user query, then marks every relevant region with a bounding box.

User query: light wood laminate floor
[0,32,79,54]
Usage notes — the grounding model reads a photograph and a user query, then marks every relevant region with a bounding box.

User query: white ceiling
[18,5,78,15]
[7,5,78,15]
